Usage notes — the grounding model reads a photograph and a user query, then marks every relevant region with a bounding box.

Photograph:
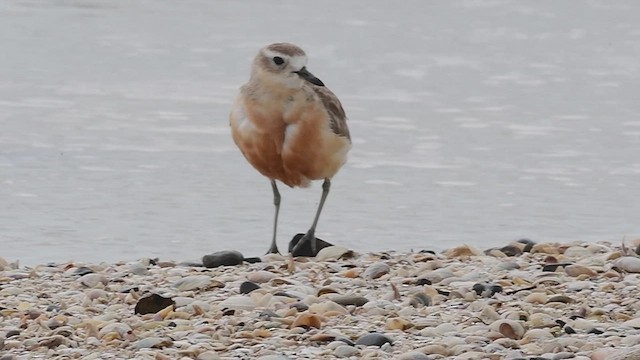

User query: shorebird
[229,43,351,256]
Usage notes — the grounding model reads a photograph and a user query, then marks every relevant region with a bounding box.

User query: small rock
[396,351,431,360]
[334,344,359,357]
[134,294,175,315]
[363,262,390,279]
[202,250,244,268]
[69,266,94,276]
[330,295,369,307]
[288,234,333,257]
[355,333,393,347]
[239,281,261,294]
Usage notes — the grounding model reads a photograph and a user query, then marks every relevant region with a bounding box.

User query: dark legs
[291,178,331,255]
[266,180,281,254]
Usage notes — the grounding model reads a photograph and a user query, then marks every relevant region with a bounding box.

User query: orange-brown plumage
[229,42,351,255]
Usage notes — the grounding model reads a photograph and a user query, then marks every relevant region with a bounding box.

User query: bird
[229,42,351,256]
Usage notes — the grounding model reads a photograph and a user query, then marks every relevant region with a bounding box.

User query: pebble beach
[2,240,640,360]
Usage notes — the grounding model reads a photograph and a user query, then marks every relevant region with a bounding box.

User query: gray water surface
[1,0,639,265]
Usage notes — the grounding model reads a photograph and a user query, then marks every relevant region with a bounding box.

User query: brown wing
[312,86,351,141]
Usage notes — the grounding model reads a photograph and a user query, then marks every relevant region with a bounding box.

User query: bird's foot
[266,244,280,255]
[290,231,317,257]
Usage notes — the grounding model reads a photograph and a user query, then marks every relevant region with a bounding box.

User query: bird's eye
[272,56,284,65]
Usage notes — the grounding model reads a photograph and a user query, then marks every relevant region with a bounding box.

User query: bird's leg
[292,178,331,256]
[266,180,281,254]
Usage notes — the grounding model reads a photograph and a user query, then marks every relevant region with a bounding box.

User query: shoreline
[1,240,640,359]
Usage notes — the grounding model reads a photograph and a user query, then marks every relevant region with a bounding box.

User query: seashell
[333,344,359,357]
[219,295,257,311]
[385,317,412,331]
[132,337,173,349]
[531,243,560,255]
[479,305,500,324]
[247,270,278,283]
[524,292,548,304]
[528,313,556,328]
[489,319,525,340]
[443,244,482,257]
[315,246,355,261]
[563,246,592,258]
[308,300,348,316]
[317,287,339,297]
[564,264,597,277]
[613,256,640,273]
[363,262,390,279]
[342,268,360,278]
[547,294,574,304]
[77,273,108,288]
[98,322,133,339]
[291,312,324,329]
[173,275,212,291]
[419,344,449,356]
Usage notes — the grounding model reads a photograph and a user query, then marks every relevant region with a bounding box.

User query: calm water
[1,0,639,265]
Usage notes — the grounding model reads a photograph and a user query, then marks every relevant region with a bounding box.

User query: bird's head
[251,43,324,89]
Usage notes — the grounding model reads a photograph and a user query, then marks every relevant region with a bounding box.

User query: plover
[229,42,351,255]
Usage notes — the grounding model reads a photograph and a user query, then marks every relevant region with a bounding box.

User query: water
[1,0,639,265]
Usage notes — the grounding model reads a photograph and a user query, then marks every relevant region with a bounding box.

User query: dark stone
[202,250,244,268]
[240,281,260,294]
[355,333,393,347]
[499,245,522,257]
[134,294,175,315]
[564,326,576,334]
[338,338,355,346]
[71,266,94,276]
[244,257,262,264]
[587,328,604,335]
[222,308,235,316]
[409,293,432,307]
[419,250,436,255]
[555,319,567,327]
[120,286,140,293]
[517,238,536,252]
[288,234,333,257]
[46,304,61,312]
[415,278,431,286]
[489,285,503,296]
[290,302,309,312]
[472,283,486,296]
[331,295,369,307]
[542,263,572,272]
[5,329,20,338]
[436,289,450,297]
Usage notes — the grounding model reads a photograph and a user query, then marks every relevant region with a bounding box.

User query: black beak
[294,67,324,87]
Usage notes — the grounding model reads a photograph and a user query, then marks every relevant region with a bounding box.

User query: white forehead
[262,48,308,71]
